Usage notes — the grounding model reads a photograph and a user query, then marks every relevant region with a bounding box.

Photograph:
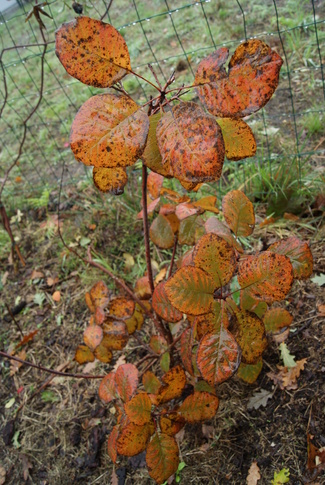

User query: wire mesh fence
[0,0,324,213]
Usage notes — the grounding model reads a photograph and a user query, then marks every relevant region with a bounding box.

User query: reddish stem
[141,163,155,295]
[168,236,178,278]
[0,351,105,379]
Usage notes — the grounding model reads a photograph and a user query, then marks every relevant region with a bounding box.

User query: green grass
[0,0,324,221]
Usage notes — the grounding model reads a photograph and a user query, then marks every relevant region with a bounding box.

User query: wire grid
[0,0,324,210]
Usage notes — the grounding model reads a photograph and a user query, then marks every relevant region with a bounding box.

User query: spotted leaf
[70,94,149,169]
[178,391,219,423]
[55,17,131,87]
[115,363,139,402]
[152,281,183,323]
[268,237,313,279]
[195,39,283,118]
[222,190,255,237]
[217,118,256,160]
[93,167,128,195]
[146,433,179,484]
[156,102,225,184]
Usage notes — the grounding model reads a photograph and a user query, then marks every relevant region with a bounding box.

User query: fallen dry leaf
[2,271,9,286]
[111,468,118,485]
[202,424,214,439]
[154,267,168,286]
[52,291,61,302]
[47,276,59,286]
[247,461,261,484]
[20,453,33,481]
[82,361,97,374]
[10,349,26,376]
[247,389,273,410]
[268,358,307,390]
[14,330,38,351]
[31,269,44,280]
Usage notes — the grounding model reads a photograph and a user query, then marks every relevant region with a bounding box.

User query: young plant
[55,15,313,484]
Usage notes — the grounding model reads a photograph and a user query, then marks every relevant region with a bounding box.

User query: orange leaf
[117,422,153,456]
[70,94,149,169]
[238,251,293,303]
[165,266,215,315]
[93,340,113,363]
[108,297,135,319]
[268,237,313,279]
[125,392,152,425]
[83,325,103,351]
[147,172,164,200]
[233,309,267,364]
[115,363,139,402]
[134,275,152,300]
[216,118,256,161]
[175,202,200,221]
[204,216,243,252]
[10,349,26,376]
[102,319,128,350]
[157,102,225,184]
[195,40,283,118]
[146,433,179,484]
[55,17,131,87]
[94,307,106,325]
[197,325,240,384]
[93,167,128,195]
[263,308,293,334]
[89,281,111,309]
[193,233,236,288]
[150,214,175,249]
[98,372,117,403]
[158,365,186,404]
[52,290,61,302]
[14,330,38,350]
[160,412,185,436]
[74,344,95,364]
[125,304,145,334]
[178,391,219,422]
[152,281,183,323]
[193,195,219,214]
[193,301,229,340]
[180,327,195,376]
[222,190,255,237]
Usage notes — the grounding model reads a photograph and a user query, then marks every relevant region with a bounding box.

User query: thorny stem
[0,351,105,379]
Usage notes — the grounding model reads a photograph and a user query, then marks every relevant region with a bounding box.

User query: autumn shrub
[55,16,313,483]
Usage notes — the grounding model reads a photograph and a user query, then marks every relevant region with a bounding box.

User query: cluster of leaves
[98,363,219,483]
[74,280,148,365]
[55,14,314,484]
[150,190,313,386]
[55,16,283,195]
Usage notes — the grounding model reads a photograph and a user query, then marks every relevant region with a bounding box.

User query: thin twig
[0,351,105,379]
[168,236,178,278]
[100,0,114,21]
[142,164,155,295]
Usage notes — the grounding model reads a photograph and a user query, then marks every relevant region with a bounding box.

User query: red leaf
[55,17,131,87]
[147,172,164,200]
[107,425,119,463]
[204,216,243,252]
[152,281,183,323]
[98,372,117,403]
[195,40,283,118]
[157,102,225,184]
[115,363,139,402]
[83,325,103,351]
[268,237,313,279]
